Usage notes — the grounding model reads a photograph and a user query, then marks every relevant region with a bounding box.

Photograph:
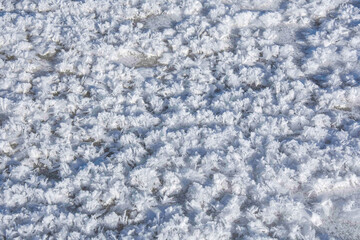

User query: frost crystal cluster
[0,0,360,239]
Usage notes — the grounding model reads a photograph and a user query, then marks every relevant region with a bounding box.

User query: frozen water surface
[0,0,360,239]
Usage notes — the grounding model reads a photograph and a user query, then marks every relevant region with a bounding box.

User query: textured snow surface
[1,0,360,239]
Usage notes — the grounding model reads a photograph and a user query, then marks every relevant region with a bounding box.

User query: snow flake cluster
[0,0,360,239]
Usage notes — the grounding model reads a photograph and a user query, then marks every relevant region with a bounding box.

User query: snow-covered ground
[0,0,360,239]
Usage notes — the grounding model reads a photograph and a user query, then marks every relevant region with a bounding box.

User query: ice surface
[0,0,360,239]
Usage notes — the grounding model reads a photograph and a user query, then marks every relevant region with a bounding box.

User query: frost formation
[0,0,360,239]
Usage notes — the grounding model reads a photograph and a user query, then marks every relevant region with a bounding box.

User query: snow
[0,0,360,239]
